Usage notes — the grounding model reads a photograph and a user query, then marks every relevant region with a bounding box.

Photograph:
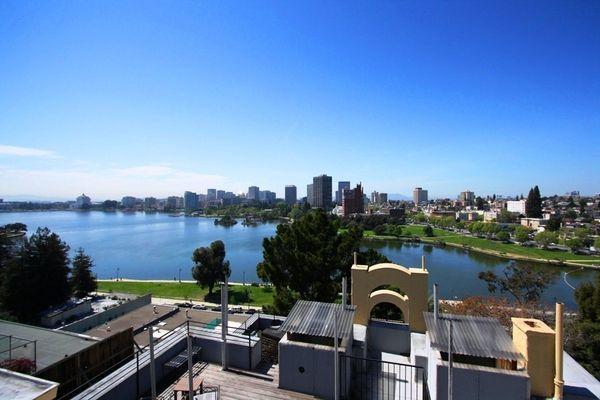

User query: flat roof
[424,312,523,361]
[0,320,99,371]
[280,300,355,339]
[84,304,177,340]
[0,368,59,400]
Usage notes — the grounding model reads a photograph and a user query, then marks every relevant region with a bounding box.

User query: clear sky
[0,1,599,201]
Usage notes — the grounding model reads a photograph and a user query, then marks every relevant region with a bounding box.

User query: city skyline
[1,2,599,200]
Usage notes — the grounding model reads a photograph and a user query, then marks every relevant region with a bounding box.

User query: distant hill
[0,194,71,202]
[388,193,411,201]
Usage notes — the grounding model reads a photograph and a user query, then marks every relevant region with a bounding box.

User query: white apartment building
[507,199,526,215]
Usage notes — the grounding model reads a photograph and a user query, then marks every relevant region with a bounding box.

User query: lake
[1,211,597,308]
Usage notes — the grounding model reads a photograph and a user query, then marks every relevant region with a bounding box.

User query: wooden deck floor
[158,362,320,400]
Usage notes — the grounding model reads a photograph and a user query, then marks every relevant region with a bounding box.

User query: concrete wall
[367,319,411,355]
[427,342,530,400]
[279,336,352,400]
[60,295,152,333]
[41,299,93,328]
[193,336,261,370]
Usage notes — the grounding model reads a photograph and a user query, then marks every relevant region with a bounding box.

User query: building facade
[76,194,91,209]
[285,185,297,205]
[336,181,350,204]
[413,187,428,205]
[183,191,198,211]
[507,200,526,215]
[312,174,332,210]
[247,186,260,201]
[342,183,364,216]
[460,190,475,205]
[306,184,314,206]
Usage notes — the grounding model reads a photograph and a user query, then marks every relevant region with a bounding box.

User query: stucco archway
[351,261,428,332]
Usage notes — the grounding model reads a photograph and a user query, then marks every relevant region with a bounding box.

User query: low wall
[61,294,152,333]
[279,335,352,400]
[367,319,411,355]
[193,334,261,370]
[41,299,93,328]
[427,339,530,400]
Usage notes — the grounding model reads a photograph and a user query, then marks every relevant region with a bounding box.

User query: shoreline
[363,235,600,270]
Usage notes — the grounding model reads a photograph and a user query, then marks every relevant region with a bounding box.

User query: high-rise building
[371,191,379,203]
[183,191,198,211]
[342,184,364,216]
[313,174,332,210]
[336,181,350,204]
[247,186,260,201]
[379,193,388,203]
[216,190,225,200]
[285,185,297,205]
[166,196,180,210]
[259,190,276,203]
[306,184,314,206]
[76,193,91,209]
[413,187,428,205]
[460,190,475,205]
[121,196,137,209]
[207,189,217,201]
[144,197,157,210]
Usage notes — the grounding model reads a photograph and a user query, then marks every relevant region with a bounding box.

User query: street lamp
[178,267,181,283]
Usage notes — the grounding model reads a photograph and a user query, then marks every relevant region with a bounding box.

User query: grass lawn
[358,224,600,264]
[97,281,275,307]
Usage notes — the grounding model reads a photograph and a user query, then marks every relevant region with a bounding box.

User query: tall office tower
[342,183,365,216]
[207,189,217,201]
[216,190,225,200]
[306,184,314,206]
[121,196,137,209]
[183,191,199,211]
[76,193,91,209]
[166,196,179,210]
[413,187,428,205]
[371,191,379,203]
[285,185,297,205]
[336,181,350,204]
[459,190,475,205]
[144,197,157,210]
[379,193,388,203]
[247,186,260,201]
[313,174,332,210]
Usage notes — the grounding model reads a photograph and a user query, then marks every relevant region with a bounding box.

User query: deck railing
[340,354,429,400]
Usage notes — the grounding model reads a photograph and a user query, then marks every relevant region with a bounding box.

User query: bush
[0,358,36,374]
[423,225,434,237]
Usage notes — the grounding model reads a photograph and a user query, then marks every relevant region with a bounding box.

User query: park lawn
[97,281,275,307]
[426,234,600,262]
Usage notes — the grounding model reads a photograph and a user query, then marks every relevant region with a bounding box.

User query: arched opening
[370,302,405,323]
[370,284,406,297]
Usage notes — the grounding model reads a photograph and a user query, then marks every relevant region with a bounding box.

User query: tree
[566,237,583,253]
[191,240,231,294]
[525,185,542,218]
[0,228,70,322]
[546,216,562,232]
[256,209,384,314]
[70,248,97,298]
[496,231,510,243]
[595,237,600,250]
[514,226,531,244]
[478,262,554,305]
[534,231,558,249]
[496,209,517,223]
[567,275,600,379]
[475,196,486,210]
[423,225,434,237]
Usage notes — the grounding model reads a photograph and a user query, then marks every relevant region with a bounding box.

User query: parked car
[192,304,207,310]
[174,302,193,308]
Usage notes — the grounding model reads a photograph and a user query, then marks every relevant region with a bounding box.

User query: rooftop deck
[158,362,319,400]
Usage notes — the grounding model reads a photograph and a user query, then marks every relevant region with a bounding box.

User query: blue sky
[0,1,599,200]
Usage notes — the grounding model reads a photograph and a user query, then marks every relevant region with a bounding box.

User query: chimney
[186,309,190,319]
[554,303,564,400]
[421,255,426,270]
[353,251,358,266]
[153,305,157,314]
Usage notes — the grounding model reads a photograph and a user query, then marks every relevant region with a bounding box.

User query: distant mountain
[388,193,411,201]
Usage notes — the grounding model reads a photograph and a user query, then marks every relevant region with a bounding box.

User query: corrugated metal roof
[424,312,523,361]
[279,300,356,339]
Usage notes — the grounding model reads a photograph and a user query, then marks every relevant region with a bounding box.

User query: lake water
[1,211,597,308]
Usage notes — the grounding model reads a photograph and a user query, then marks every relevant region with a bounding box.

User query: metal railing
[0,334,37,372]
[340,354,428,400]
